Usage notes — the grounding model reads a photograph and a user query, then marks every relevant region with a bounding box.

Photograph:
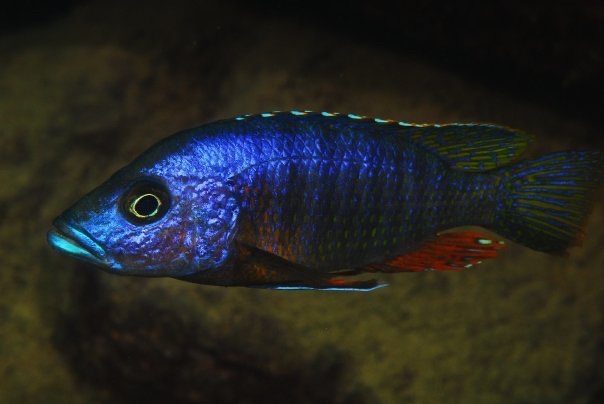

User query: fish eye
[120,180,170,224]
[130,193,161,218]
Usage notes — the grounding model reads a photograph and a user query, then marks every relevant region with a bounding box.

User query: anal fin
[365,231,506,272]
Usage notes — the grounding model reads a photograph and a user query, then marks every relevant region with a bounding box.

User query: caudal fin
[495,151,603,253]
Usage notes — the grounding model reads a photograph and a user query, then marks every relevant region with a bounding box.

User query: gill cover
[187,177,241,272]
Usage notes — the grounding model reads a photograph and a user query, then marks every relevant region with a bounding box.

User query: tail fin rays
[494,151,603,253]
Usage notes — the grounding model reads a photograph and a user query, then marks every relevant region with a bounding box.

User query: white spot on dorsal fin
[398,121,430,127]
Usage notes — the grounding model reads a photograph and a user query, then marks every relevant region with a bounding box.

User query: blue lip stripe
[47,230,104,264]
[67,225,106,258]
[50,219,107,260]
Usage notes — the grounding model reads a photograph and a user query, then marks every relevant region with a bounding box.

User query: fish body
[48,111,603,291]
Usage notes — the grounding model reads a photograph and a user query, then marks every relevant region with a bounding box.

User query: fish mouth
[47,218,108,267]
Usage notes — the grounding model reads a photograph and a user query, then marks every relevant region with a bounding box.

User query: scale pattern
[205,112,500,270]
[48,110,603,285]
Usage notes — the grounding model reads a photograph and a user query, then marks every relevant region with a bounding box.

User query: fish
[47,111,603,291]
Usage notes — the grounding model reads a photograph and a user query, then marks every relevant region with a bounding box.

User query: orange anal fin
[366,231,506,273]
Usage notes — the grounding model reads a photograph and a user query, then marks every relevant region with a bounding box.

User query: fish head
[47,170,240,277]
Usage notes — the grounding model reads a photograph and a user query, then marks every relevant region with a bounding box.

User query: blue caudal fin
[494,151,603,253]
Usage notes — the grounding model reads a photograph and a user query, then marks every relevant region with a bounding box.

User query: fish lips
[47,218,109,268]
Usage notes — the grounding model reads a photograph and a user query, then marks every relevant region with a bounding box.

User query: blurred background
[0,0,602,402]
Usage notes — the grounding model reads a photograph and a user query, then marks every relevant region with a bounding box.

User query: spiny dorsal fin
[231,111,532,172]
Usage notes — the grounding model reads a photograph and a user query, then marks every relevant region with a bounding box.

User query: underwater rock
[54,269,376,404]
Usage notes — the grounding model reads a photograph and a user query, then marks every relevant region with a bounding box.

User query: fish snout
[47,217,109,267]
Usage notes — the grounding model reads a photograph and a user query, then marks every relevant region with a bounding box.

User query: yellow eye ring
[129,193,162,218]
[121,179,170,225]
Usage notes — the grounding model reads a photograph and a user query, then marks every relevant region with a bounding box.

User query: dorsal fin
[229,111,532,172]
[408,124,532,171]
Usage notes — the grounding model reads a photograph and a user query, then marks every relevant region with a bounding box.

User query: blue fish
[48,111,603,291]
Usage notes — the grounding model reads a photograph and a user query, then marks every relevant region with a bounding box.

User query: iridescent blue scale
[47,110,603,290]
[154,111,499,270]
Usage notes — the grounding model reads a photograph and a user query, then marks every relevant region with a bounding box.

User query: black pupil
[121,180,170,224]
[135,194,159,216]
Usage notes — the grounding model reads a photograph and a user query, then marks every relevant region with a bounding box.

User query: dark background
[0,1,602,403]
[3,0,603,128]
